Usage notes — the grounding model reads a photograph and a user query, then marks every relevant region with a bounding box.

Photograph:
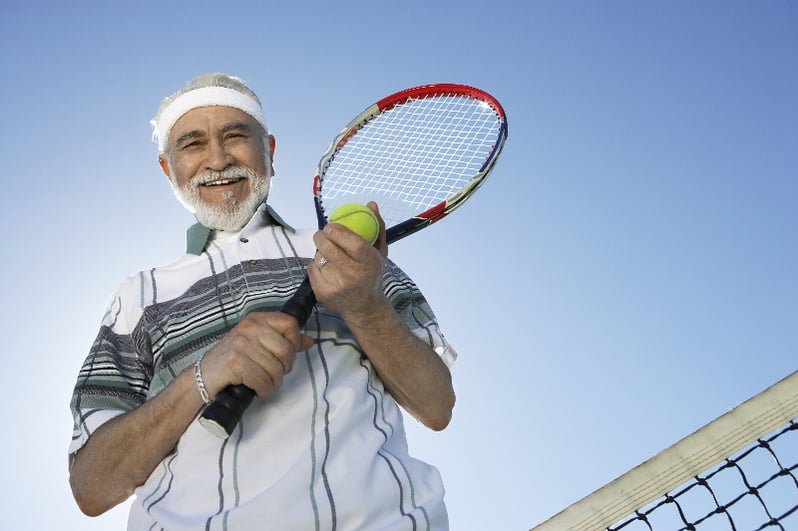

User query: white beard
[171,166,271,232]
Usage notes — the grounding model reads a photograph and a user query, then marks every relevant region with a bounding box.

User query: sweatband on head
[152,86,268,153]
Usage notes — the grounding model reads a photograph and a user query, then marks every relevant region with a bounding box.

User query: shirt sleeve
[382,259,458,368]
[68,279,153,458]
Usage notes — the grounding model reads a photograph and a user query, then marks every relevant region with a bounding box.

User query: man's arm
[69,367,203,516]
[308,206,456,430]
[342,298,455,430]
[70,312,312,516]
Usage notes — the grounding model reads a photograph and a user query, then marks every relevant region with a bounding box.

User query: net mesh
[318,91,503,227]
[531,371,798,531]
[609,421,798,531]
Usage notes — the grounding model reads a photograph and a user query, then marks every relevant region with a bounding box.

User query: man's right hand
[199,312,315,399]
[70,311,313,516]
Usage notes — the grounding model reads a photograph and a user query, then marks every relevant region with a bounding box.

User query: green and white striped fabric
[69,203,456,530]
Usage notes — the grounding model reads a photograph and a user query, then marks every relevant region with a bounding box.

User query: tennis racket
[199,83,508,437]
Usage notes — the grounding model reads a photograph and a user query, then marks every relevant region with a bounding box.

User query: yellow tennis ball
[328,203,380,245]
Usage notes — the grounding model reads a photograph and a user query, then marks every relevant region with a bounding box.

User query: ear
[267,135,277,175]
[158,156,172,180]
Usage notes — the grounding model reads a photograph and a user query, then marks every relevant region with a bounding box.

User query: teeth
[205,178,240,186]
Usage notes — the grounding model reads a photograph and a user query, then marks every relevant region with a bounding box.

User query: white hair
[151,73,269,154]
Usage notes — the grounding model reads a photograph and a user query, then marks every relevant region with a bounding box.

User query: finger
[201,330,274,396]
[247,356,285,397]
[313,228,350,264]
[224,314,291,379]
[367,201,388,255]
[253,312,310,369]
[299,334,315,352]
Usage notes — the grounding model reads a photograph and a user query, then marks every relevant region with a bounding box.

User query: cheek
[169,157,200,188]
[234,143,268,175]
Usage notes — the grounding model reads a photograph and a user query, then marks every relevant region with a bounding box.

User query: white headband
[152,86,268,152]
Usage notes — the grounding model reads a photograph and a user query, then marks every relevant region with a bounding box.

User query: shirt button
[240,237,249,243]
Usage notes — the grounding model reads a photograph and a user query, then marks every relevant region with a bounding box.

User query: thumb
[299,334,315,352]
[367,201,388,256]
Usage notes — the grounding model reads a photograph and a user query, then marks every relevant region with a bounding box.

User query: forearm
[69,366,204,516]
[308,218,455,429]
[344,299,455,431]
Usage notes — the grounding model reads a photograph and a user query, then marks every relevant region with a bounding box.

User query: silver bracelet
[194,358,212,405]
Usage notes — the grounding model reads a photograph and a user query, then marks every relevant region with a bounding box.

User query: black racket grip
[198,383,255,438]
[280,275,317,327]
[198,274,317,437]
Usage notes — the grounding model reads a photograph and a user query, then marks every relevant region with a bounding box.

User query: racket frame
[313,83,508,243]
[199,83,508,438]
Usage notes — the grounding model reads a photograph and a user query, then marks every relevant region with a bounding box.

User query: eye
[179,139,204,151]
[225,132,248,142]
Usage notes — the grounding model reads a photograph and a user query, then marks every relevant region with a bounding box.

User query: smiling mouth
[202,177,245,187]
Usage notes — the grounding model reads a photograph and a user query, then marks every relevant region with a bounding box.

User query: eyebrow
[173,121,257,148]
[174,130,204,148]
[220,121,255,134]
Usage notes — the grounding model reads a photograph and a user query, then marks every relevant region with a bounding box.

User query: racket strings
[320,93,502,226]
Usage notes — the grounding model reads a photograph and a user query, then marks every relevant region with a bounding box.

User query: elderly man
[68,73,456,530]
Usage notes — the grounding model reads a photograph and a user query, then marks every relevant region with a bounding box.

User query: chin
[173,172,270,231]
[195,192,267,231]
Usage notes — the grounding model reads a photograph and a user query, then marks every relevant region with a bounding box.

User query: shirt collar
[185,202,295,255]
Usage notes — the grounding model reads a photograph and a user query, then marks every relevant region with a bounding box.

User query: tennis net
[531,370,798,531]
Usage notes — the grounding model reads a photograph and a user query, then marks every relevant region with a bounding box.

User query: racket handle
[280,275,317,327]
[198,384,255,438]
[198,274,318,437]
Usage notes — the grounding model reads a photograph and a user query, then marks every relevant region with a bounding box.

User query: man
[68,73,457,530]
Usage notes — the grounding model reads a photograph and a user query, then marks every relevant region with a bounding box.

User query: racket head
[313,83,508,243]
[199,85,507,438]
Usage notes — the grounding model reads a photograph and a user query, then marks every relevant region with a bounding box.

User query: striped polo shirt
[69,203,456,530]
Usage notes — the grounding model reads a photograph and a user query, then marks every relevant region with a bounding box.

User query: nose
[205,137,233,172]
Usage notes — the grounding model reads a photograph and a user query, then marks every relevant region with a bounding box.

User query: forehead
[169,106,260,138]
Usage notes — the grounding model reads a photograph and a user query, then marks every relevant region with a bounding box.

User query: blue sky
[1,1,795,529]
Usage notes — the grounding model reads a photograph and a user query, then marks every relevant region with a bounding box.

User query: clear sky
[1,1,795,529]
